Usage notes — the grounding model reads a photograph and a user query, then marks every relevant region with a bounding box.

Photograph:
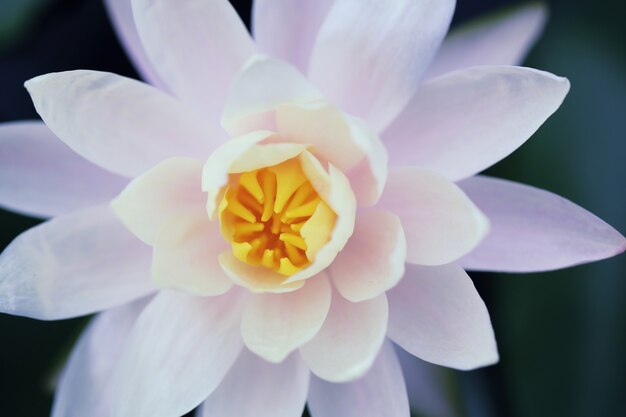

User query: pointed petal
[378,167,489,266]
[387,263,498,370]
[241,274,331,362]
[0,206,154,320]
[308,341,410,417]
[330,210,406,302]
[132,0,256,118]
[300,289,388,382]
[25,70,223,178]
[0,120,127,218]
[308,0,455,132]
[427,3,548,79]
[459,176,626,272]
[111,290,244,417]
[382,66,570,181]
[201,350,309,417]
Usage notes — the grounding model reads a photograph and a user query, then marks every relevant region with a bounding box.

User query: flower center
[219,157,336,276]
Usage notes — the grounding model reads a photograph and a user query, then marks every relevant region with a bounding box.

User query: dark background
[1,1,624,416]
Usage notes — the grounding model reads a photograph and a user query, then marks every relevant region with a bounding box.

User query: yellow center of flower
[218,157,337,276]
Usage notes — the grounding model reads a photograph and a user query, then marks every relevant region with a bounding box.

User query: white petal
[253,0,334,71]
[200,350,309,417]
[0,120,127,218]
[387,263,498,370]
[52,299,148,417]
[330,210,406,302]
[112,157,206,245]
[0,206,154,320]
[132,0,256,118]
[459,176,626,272]
[25,70,223,178]
[152,213,232,296]
[378,167,489,266]
[111,290,244,417]
[382,66,570,181]
[300,289,388,382]
[308,0,455,132]
[241,274,331,362]
[426,3,548,79]
[308,341,410,417]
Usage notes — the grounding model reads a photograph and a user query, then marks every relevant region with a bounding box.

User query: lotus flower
[0,1,624,416]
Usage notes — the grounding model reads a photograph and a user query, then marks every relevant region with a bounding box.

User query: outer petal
[132,0,255,118]
[252,0,334,71]
[330,210,406,302]
[459,176,626,272]
[0,120,127,218]
[52,299,148,417]
[300,289,388,382]
[112,157,206,245]
[0,206,154,320]
[387,263,498,370]
[382,66,570,181]
[308,341,410,417]
[241,273,331,362]
[200,350,309,417]
[308,0,455,132]
[111,290,244,417]
[378,167,489,266]
[25,70,223,178]
[426,3,548,79]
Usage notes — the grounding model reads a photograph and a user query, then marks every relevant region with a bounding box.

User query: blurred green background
[0,0,624,416]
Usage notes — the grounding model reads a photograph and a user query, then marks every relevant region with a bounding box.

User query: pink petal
[252,0,334,72]
[241,274,331,362]
[52,299,148,417]
[25,70,223,178]
[377,167,489,266]
[459,176,626,272]
[200,350,309,417]
[132,0,256,118]
[112,157,206,245]
[426,3,548,79]
[387,263,498,370]
[307,341,410,417]
[308,0,455,132]
[0,120,127,218]
[300,289,388,382]
[0,206,154,320]
[382,66,570,181]
[330,209,406,302]
[111,289,244,417]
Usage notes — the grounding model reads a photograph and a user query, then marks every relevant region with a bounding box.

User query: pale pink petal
[112,157,206,245]
[252,0,334,71]
[0,120,127,218]
[459,176,626,272]
[308,341,410,417]
[132,0,256,118]
[300,289,388,382]
[426,3,548,79]
[378,167,489,266]
[382,66,570,181]
[111,290,244,417]
[330,210,406,302]
[387,263,498,370]
[200,350,309,417]
[241,274,331,362]
[52,299,149,417]
[103,0,165,88]
[308,0,455,132]
[0,206,154,320]
[25,70,224,178]
[152,213,232,296]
